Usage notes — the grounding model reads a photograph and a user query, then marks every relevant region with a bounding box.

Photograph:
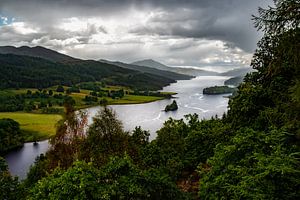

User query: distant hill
[224,76,244,87]
[132,59,171,71]
[169,67,220,76]
[220,67,254,77]
[100,59,193,80]
[0,54,175,90]
[222,67,255,87]
[0,46,78,62]
[131,59,219,76]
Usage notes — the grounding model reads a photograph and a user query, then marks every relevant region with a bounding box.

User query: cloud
[0,0,273,69]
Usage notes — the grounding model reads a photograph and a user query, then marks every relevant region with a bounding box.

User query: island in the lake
[203,86,237,95]
[165,100,178,112]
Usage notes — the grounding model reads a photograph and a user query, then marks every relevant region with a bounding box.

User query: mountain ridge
[0,46,79,63]
[0,51,175,90]
[100,59,193,80]
[131,59,220,76]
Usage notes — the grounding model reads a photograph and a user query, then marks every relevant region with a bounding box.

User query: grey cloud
[1,0,271,52]
[0,24,43,46]
[130,0,272,52]
[0,0,273,68]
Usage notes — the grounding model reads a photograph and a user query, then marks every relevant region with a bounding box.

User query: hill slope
[132,59,171,71]
[132,59,219,76]
[220,67,254,77]
[0,54,175,90]
[0,46,78,62]
[100,59,193,80]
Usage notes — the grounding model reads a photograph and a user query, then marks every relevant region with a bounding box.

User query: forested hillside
[100,59,193,80]
[0,54,175,90]
[0,46,78,62]
[0,0,299,199]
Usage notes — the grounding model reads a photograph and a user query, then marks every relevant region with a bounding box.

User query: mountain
[220,67,254,77]
[0,53,175,90]
[0,46,78,62]
[100,59,193,80]
[168,67,220,76]
[131,59,219,76]
[132,59,171,71]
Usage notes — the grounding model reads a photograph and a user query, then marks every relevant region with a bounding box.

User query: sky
[0,0,273,71]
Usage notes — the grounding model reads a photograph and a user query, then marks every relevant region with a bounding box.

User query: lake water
[5,76,230,179]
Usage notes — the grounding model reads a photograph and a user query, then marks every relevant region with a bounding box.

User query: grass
[108,95,164,104]
[0,112,62,142]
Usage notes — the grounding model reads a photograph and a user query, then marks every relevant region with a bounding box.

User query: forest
[0,54,176,91]
[0,0,299,199]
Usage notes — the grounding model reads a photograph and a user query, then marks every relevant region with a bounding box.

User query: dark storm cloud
[0,0,273,67]
[0,0,271,52]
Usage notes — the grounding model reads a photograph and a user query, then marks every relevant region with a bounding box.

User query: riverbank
[0,92,176,142]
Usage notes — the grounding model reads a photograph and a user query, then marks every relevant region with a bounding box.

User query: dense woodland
[0,54,177,91]
[0,0,300,199]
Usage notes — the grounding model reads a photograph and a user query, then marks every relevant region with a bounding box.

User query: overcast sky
[0,0,272,70]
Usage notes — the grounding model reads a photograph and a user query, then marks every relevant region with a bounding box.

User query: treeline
[0,118,24,155]
[0,90,69,113]
[0,54,175,91]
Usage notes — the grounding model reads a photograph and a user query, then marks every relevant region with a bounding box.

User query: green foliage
[80,107,128,167]
[66,86,80,94]
[28,161,102,200]
[199,128,300,199]
[0,118,24,154]
[99,98,108,106]
[29,156,188,200]
[56,85,65,93]
[0,157,22,200]
[24,154,49,188]
[142,114,230,181]
[83,95,98,104]
[0,91,24,112]
[109,89,125,99]
[128,126,150,164]
[77,82,104,91]
[183,116,231,169]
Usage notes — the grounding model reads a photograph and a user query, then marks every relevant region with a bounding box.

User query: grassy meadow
[0,112,62,142]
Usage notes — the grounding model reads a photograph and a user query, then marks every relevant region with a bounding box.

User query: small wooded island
[165,100,178,112]
[203,86,237,95]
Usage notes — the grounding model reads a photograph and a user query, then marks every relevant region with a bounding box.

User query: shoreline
[0,93,176,143]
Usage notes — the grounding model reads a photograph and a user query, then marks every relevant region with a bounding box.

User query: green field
[108,95,164,104]
[0,112,62,142]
